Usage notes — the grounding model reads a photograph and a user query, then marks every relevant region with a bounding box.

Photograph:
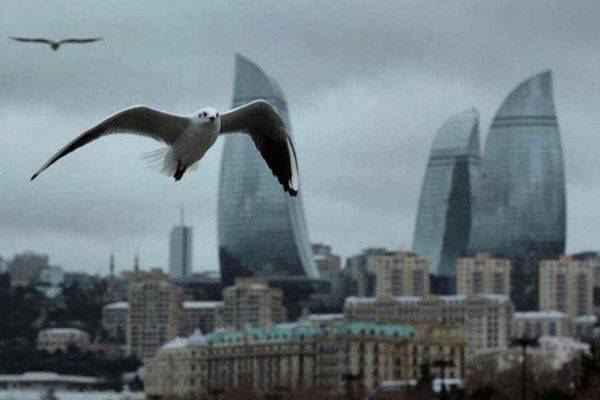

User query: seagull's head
[196,107,219,123]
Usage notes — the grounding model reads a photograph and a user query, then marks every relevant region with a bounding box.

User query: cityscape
[2,1,600,400]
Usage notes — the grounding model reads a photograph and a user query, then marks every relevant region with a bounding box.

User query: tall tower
[413,109,481,279]
[169,207,193,280]
[217,54,318,287]
[469,71,566,259]
[109,253,115,277]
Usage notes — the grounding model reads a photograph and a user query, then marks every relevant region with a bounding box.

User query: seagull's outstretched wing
[59,37,103,44]
[31,106,189,181]
[9,37,53,45]
[220,100,299,196]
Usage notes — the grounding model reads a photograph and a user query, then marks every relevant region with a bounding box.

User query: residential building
[539,256,594,319]
[346,248,393,297]
[344,294,513,355]
[37,328,90,353]
[574,315,598,342]
[218,278,286,330]
[218,54,318,287]
[456,253,511,296]
[513,311,571,338]
[102,302,129,343]
[413,108,481,279]
[312,243,341,279]
[180,301,223,336]
[127,278,183,359]
[8,252,48,287]
[375,251,430,298]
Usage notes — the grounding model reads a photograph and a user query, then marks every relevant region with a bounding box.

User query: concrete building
[145,320,465,398]
[344,294,513,355]
[169,216,193,280]
[375,251,430,298]
[8,252,48,287]
[514,311,571,338]
[102,302,129,343]
[574,315,598,342]
[312,243,341,279]
[180,301,223,336]
[37,328,90,353]
[539,256,594,319]
[218,279,286,330]
[456,253,511,296]
[127,278,184,359]
[346,248,394,297]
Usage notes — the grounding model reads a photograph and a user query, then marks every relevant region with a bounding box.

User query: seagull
[9,36,102,51]
[30,100,300,196]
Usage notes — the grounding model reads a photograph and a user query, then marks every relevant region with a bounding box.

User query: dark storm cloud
[1,0,600,272]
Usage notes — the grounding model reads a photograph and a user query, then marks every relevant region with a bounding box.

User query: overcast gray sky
[1,0,600,274]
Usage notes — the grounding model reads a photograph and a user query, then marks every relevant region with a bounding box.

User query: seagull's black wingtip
[288,188,298,197]
[30,173,38,181]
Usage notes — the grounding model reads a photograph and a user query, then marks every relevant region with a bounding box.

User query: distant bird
[31,100,300,196]
[9,36,102,51]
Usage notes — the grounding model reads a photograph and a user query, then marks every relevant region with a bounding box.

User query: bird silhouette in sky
[9,36,103,51]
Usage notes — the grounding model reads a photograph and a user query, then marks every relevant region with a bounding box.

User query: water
[0,390,144,400]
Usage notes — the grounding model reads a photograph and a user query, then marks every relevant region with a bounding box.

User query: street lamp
[510,336,539,400]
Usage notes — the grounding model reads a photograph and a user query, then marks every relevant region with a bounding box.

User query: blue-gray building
[217,55,318,287]
[413,109,481,278]
[468,71,566,259]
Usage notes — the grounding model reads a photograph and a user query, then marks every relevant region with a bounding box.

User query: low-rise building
[456,253,511,296]
[145,320,465,398]
[37,328,90,353]
[513,311,571,338]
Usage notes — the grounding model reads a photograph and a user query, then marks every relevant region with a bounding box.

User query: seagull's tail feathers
[142,147,178,176]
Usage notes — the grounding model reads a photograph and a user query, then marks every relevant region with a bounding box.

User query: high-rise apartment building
[539,256,594,319]
[218,278,286,330]
[312,243,341,279]
[375,251,430,298]
[127,277,183,359]
[456,253,511,296]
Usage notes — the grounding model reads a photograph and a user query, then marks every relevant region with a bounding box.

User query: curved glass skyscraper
[413,109,481,277]
[468,71,566,259]
[218,54,318,287]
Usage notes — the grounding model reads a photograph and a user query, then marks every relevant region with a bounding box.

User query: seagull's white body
[31,100,300,196]
[169,113,220,171]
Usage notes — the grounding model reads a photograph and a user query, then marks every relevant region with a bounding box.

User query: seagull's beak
[209,116,216,122]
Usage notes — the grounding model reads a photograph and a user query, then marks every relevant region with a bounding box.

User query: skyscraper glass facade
[413,109,481,277]
[218,54,318,287]
[468,71,566,259]
[169,225,192,279]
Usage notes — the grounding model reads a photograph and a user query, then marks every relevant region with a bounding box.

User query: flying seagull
[9,36,102,51]
[30,100,300,196]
